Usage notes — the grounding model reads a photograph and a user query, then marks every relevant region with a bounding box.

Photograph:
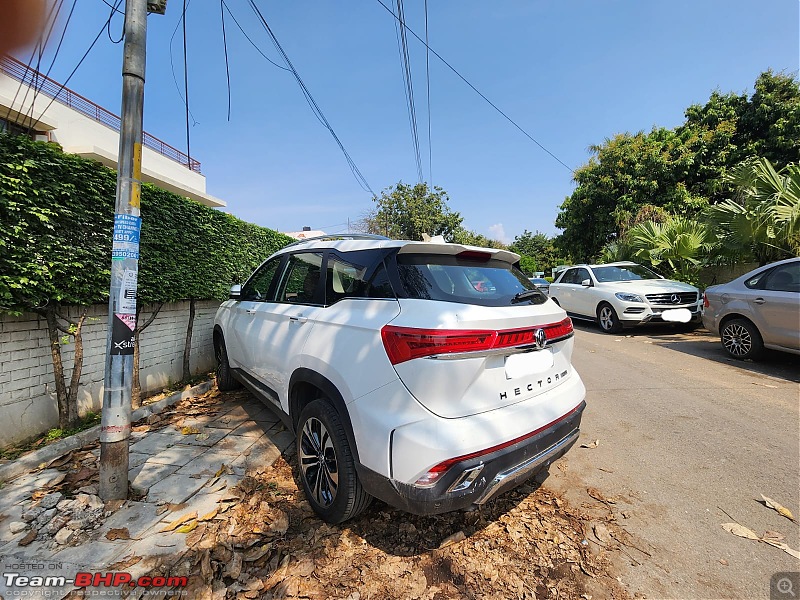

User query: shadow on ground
[573,320,799,383]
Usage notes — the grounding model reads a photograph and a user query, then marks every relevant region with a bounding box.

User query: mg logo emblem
[535,328,547,349]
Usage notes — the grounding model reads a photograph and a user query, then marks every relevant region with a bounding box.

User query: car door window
[276,253,324,304]
[559,269,576,284]
[575,268,591,284]
[240,258,281,301]
[763,262,800,293]
[326,255,395,305]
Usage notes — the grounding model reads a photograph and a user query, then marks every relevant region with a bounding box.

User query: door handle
[753,298,766,305]
[289,316,308,324]
[246,308,257,314]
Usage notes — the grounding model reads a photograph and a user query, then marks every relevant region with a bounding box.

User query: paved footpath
[0,387,294,599]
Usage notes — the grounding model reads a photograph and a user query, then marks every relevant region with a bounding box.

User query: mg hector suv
[213,235,586,523]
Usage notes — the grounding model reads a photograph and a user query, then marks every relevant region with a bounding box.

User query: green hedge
[0,134,293,314]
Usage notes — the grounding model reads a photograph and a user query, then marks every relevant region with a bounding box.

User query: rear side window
[397,254,546,306]
[763,262,800,292]
[325,255,396,305]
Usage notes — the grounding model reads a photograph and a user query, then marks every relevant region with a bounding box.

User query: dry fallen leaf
[587,487,616,505]
[269,510,289,535]
[18,530,37,547]
[762,539,800,560]
[181,426,201,435]
[721,522,759,540]
[580,440,600,449]
[760,494,796,522]
[47,452,74,469]
[243,544,272,562]
[439,530,466,549]
[176,521,198,534]
[718,559,728,566]
[160,511,197,533]
[105,528,131,541]
[199,508,218,522]
[196,433,210,441]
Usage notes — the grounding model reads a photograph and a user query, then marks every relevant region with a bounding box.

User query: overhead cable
[375,0,574,173]
[30,0,124,130]
[248,1,376,197]
[393,0,423,182]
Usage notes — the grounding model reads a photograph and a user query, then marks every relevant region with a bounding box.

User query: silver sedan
[702,257,800,360]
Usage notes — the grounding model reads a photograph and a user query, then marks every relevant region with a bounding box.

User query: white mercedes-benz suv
[549,262,702,333]
[214,235,586,523]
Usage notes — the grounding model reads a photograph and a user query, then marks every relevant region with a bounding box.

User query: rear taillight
[703,293,709,308]
[381,317,573,365]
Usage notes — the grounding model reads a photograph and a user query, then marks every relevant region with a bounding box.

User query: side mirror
[581,279,592,287]
[229,284,242,300]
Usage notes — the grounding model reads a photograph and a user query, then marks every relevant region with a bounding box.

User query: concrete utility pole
[99,0,165,501]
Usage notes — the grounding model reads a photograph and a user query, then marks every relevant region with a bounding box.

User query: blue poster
[112,213,141,260]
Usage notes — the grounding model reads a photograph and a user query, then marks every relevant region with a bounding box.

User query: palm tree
[626,216,714,285]
[705,158,800,265]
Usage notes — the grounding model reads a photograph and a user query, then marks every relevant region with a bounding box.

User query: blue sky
[11,0,800,242]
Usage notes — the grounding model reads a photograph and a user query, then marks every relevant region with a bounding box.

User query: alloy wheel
[299,417,339,507]
[599,306,614,331]
[722,323,751,357]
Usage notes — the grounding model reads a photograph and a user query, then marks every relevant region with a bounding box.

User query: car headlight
[615,292,644,303]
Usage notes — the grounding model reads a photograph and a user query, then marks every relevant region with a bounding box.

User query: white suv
[549,262,702,333]
[214,235,586,523]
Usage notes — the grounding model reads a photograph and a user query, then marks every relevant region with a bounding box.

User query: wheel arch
[718,312,760,336]
[289,369,360,464]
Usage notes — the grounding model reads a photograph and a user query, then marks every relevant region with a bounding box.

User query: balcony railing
[0,55,201,173]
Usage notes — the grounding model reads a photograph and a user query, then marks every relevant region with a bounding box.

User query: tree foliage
[357,182,464,242]
[510,230,565,276]
[0,134,293,315]
[705,157,800,264]
[556,71,800,261]
[0,134,293,429]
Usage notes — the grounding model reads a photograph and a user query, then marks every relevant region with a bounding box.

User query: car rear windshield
[592,264,661,282]
[396,253,547,306]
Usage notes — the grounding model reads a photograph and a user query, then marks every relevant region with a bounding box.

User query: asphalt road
[545,323,800,600]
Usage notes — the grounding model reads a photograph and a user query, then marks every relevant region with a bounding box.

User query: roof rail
[283,233,391,249]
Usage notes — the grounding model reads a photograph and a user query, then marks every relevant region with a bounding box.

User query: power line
[30,0,125,130]
[220,0,290,73]
[248,1,376,197]
[17,0,63,128]
[393,0,423,182]
[169,0,199,126]
[375,0,574,174]
[423,0,432,187]
[220,0,232,121]
[182,0,191,160]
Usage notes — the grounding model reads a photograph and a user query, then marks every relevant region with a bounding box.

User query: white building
[0,54,224,208]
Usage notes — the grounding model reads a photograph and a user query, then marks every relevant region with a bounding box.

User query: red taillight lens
[703,293,709,308]
[381,317,574,365]
[381,327,496,364]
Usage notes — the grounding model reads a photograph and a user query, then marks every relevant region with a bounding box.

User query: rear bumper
[357,400,585,515]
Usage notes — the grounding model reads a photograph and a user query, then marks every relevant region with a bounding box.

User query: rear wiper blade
[510,290,541,304]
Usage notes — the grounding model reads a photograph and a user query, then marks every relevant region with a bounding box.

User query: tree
[705,158,800,265]
[625,216,714,285]
[556,71,800,261]
[357,182,463,241]
[510,230,564,275]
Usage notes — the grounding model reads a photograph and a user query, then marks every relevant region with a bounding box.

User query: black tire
[596,302,623,334]
[297,400,371,523]
[215,335,241,391]
[720,318,764,360]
